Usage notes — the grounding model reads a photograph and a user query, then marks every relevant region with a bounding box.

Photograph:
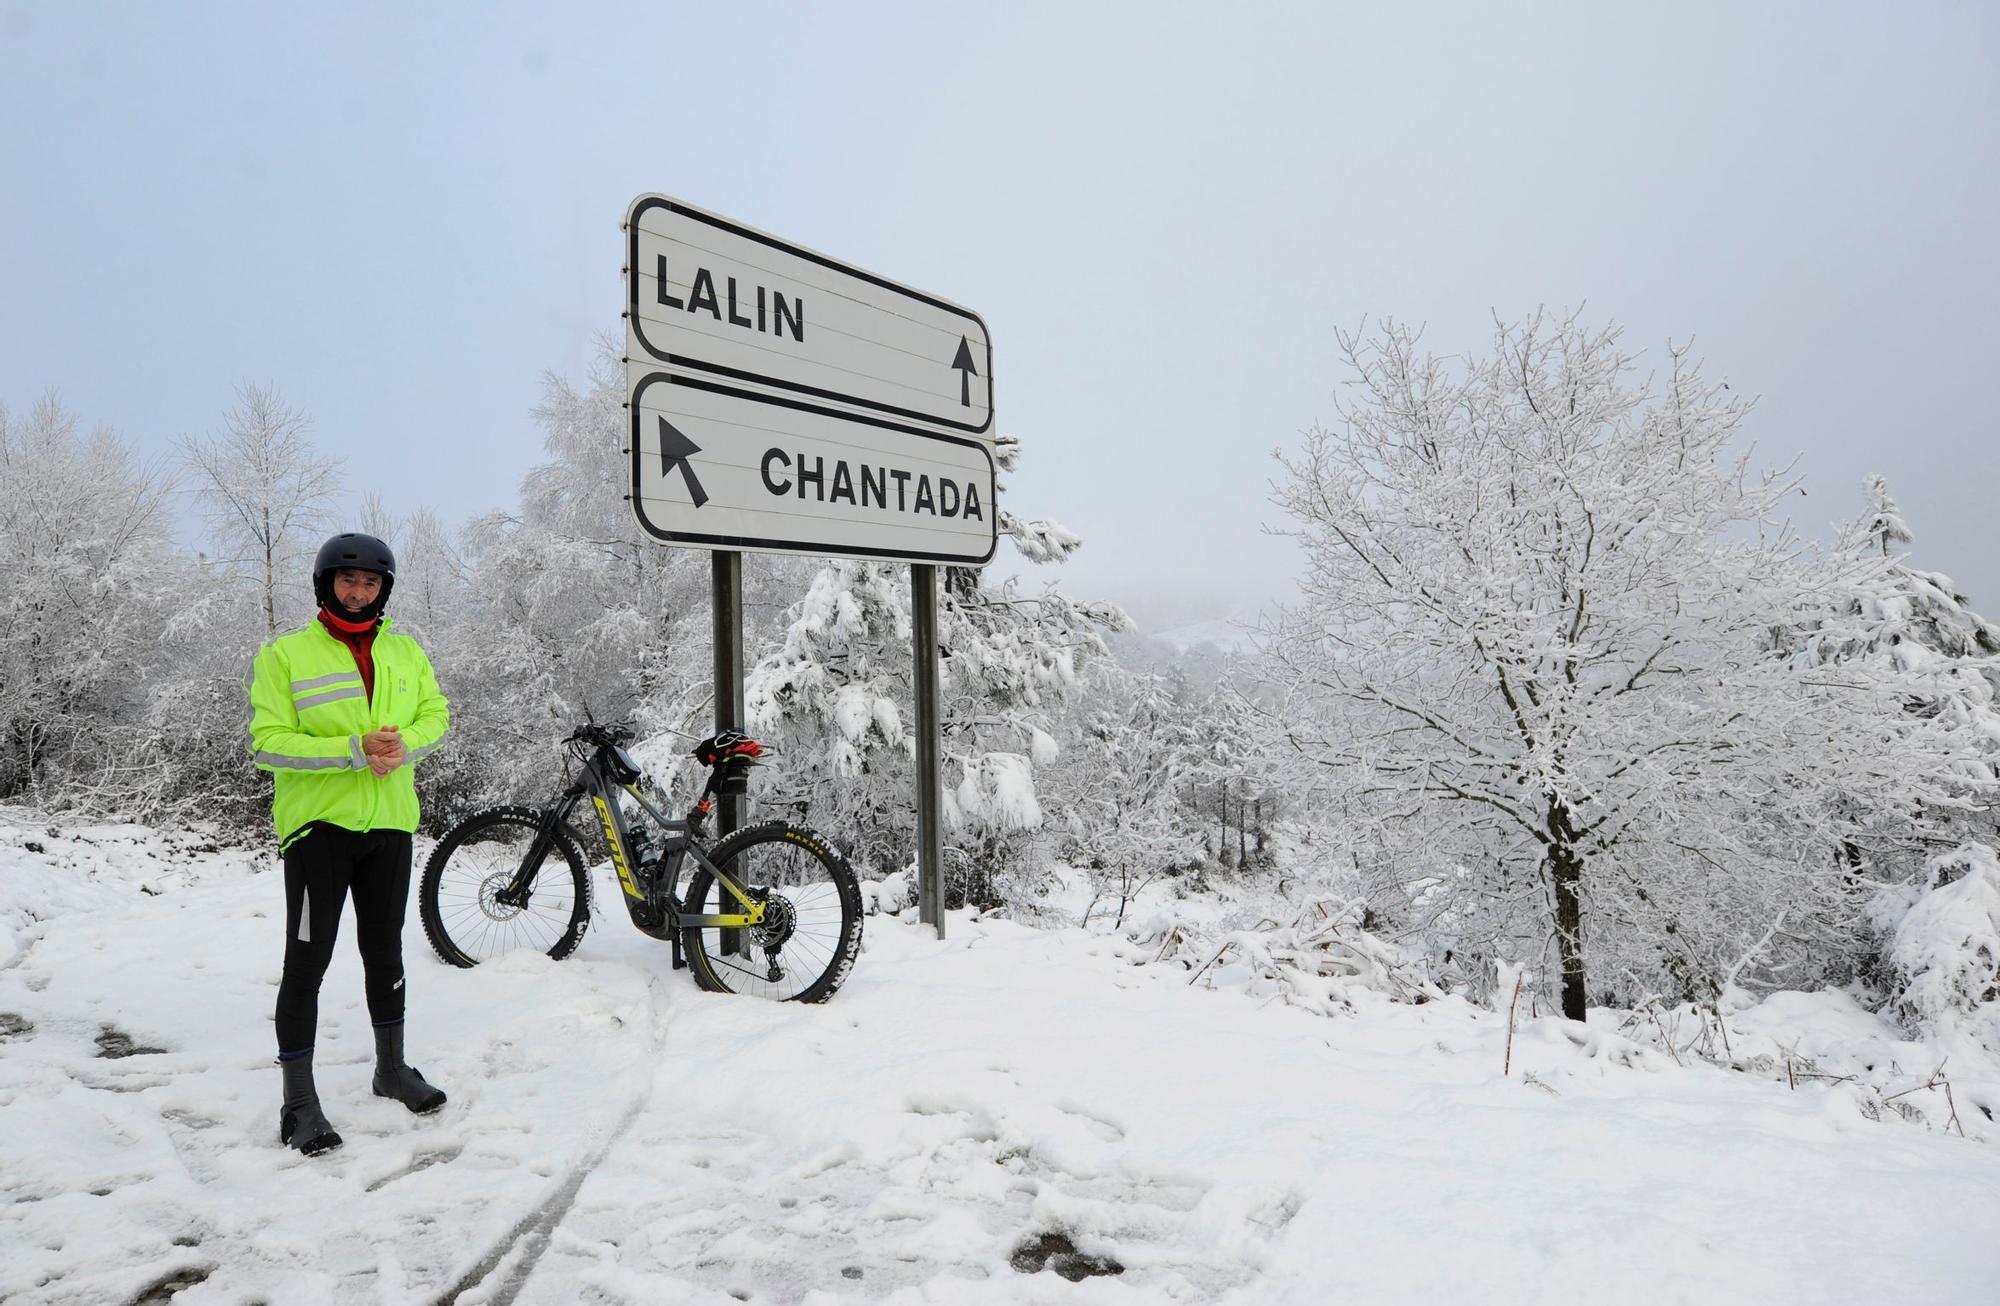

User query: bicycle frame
[498,745,766,935]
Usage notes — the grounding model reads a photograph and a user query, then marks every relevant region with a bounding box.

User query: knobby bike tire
[681,821,863,1003]
[420,806,593,967]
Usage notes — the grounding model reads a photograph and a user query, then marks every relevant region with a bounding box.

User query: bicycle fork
[495,792,580,911]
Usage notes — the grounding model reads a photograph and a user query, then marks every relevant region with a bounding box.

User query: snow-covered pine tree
[1792,476,2000,850]
[747,433,1128,906]
[742,558,915,860]
[1859,472,1914,557]
[1794,478,2000,1045]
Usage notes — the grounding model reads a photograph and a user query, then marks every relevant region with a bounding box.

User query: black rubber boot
[372,1023,447,1115]
[278,1052,343,1156]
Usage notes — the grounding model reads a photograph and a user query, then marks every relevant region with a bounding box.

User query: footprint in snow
[95,1025,169,1058]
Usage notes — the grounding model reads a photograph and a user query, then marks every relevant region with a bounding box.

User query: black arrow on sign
[657,417,709,508]
[951,336,978,407]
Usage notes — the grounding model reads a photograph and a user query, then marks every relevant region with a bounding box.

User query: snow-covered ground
[3,813,1998,1305]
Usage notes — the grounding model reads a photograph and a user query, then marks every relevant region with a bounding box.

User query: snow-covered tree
[1264,314,1985,1019]
[177,384,339,637]
[381,507,470,644]
[447,348,694,804]
[1791,479,2000,854]
[0,394,177,800]
[115,560,270,828]
[1858,472,1914,557]
[1786,479,2000,1041]
[442,340,811,814]
[1049,663,1214,926]
[744,560,915,858]
[748,434,1128,903]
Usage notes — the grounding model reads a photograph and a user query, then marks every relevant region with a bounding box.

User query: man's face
[332,568,383,613]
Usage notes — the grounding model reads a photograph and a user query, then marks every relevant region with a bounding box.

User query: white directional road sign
[624,194,996,565]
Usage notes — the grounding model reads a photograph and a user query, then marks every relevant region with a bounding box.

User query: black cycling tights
[274,824,414,1055]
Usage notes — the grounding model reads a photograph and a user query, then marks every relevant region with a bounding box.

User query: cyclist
[247,531,451,1156]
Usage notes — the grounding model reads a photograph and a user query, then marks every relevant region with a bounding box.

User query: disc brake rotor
[479,870,526,921]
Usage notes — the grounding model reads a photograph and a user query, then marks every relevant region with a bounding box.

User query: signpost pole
[911,564,946,939]
[712,549,746,954]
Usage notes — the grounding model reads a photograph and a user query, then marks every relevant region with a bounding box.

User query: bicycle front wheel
[682,821,863,1002]
[420,806,592,967]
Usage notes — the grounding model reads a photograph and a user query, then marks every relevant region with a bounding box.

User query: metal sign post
[911,565,944,934]
[709,551,746,838]
[623,193,994,940]
[712,550,746,956]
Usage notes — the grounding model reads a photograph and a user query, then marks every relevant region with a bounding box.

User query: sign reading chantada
[623,194,997,566]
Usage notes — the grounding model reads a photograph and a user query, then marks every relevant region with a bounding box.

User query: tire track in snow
[429,976,668,1306]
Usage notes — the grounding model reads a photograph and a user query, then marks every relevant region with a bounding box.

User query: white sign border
[627,370,999,566]
[625,194,995,437]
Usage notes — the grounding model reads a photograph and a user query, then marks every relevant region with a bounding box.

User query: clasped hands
[362,726,405,777]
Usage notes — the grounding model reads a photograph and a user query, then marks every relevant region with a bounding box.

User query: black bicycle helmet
[313,532,396,619]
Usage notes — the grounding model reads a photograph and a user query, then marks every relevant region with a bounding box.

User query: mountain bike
[418,724,863,1002]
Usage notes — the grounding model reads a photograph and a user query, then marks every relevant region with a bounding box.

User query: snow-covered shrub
[1872,843,2000,1052]
[952,752,1043,832]
[865,868,915,915]
[1144,895,1447,1015]
[1043,664,1216,928]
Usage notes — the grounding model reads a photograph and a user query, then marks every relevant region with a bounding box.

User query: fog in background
[3,1,1993,632]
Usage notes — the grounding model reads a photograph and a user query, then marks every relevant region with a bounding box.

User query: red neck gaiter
[318,608,380,703]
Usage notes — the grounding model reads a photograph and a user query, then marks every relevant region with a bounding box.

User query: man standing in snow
[246,532,450,1156]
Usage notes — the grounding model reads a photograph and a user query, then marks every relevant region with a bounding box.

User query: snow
[4,814,2000,1304]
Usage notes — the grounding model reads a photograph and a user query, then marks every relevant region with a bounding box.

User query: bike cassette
[750,893,797,951]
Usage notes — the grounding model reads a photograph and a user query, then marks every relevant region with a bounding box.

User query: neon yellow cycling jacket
[247,618,449,848]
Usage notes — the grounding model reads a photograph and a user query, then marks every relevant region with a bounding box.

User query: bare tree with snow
[177,384,341,637]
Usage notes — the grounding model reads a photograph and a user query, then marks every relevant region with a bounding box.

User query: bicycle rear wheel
[420,806,592,967]
[681,821,863,1002]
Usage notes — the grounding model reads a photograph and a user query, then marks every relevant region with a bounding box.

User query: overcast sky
[3,2,1994,631]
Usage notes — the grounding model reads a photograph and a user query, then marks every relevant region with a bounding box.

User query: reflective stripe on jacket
[247,617,449,848]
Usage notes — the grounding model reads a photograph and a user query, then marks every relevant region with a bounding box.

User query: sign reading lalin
[624,194,996,565]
